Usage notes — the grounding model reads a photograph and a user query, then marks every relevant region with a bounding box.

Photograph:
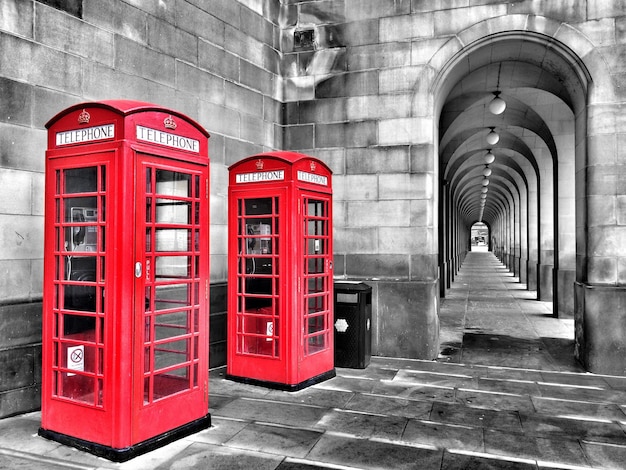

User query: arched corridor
[470,222,489,251]
[437,30,589,315]
[432,25,625,374]
[439,251,582,372]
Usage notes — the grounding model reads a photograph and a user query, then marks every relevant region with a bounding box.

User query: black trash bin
[334,281,372,368]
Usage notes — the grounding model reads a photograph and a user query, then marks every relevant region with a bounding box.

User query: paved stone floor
[2,251,626,469]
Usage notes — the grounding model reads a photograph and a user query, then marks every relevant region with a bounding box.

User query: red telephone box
[227,151,335,390]
[40,101,210,461]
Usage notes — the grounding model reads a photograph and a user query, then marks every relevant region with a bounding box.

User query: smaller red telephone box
[40,101,210,461]
[227,151,335,390]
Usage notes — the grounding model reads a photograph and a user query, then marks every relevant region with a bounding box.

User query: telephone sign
[56,124,115,145]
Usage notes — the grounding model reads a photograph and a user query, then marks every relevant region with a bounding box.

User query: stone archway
[424,17,619,371]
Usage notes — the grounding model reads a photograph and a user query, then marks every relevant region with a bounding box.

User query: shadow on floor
[437,332,583,371]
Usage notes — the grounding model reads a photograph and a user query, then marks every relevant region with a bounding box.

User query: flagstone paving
[2,251,626,469]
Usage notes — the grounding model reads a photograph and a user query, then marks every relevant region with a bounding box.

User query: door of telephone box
[132,155,209,443]
[229,188,287,384]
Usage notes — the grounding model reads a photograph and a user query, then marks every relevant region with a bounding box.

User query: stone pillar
[376,280,440,359]
[520,257,528,284]
[575,283,626,375]
[538,155,554,300]
[439,261,447,297]
[527,261,538,290]
[538,263,554,301]
[555,269,576,318]
[575,100,626,375]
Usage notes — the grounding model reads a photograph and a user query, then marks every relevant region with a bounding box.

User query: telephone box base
[226,369,336,392]
[38,414,211,462]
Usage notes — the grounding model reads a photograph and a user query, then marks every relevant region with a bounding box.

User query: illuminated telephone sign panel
[227,152,335,390]
[40,101,210,461]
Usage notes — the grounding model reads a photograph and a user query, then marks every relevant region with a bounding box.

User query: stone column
[538,161,554,301]
[575,102,626,375]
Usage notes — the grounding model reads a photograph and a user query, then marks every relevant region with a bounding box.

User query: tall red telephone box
[40,101,210,461]
[227,151,335,390]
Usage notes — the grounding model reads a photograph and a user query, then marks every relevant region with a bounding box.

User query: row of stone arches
[426,17,622,374]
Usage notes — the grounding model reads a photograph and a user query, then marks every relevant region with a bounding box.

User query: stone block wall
[3,0,626,415]
[0,302,42,417]
[277,0,626,364]
[0,0,280,418]
[281,0,441,358]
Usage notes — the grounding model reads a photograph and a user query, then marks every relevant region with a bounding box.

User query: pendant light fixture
[486,127,499,145]
[489,92,506,115]
[488,63,506,115]
[484,150,495,165]
[482,165,492,177]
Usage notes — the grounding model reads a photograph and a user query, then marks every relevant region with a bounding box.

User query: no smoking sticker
[67,345,84,376]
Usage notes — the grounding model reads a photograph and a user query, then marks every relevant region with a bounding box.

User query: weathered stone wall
[279,0,626,367]
[3,0,626,417]
[281,0,440,358]
[0,302,41,417]
[0,0,280,417]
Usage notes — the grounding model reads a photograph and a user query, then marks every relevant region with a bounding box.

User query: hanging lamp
[486,127,499,145]
[489,92,506,115]
[484,150,495,165]
[488,63,506,115]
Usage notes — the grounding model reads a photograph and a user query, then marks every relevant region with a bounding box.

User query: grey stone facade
[2,0,626,417]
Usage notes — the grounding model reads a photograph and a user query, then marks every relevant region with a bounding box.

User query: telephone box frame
[40,100,210,461]
[227,151,335,391]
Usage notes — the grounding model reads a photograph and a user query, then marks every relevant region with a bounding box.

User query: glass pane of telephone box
[307,276,325,294]
[64,167,97,194]
[306,199,323,216]
[306,257,325,274]
[236,197,280,356]
[244,198,273,256]
[242,197,274,300]
[153,366,190,400]
[54,166,105,408]
[155,169,191,197]
[143,166,200,404]
[63,257,97,311]
[307,219,325,237]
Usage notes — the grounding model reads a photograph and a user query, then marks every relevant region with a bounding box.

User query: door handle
[135,262,142,278]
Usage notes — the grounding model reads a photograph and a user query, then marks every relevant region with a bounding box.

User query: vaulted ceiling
[438,34,585,229]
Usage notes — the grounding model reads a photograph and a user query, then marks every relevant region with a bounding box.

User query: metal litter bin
[334,281,372,368]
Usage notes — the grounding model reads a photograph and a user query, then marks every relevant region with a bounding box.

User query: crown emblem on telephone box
[256,159,264,170]
[310,161,317,171]
[77,109,90,124]
[164,115,177,130]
